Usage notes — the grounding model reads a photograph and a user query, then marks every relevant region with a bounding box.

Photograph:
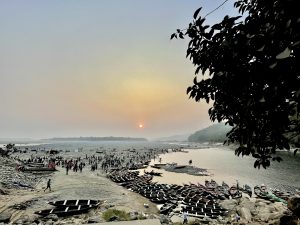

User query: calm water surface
[151,146,300,191]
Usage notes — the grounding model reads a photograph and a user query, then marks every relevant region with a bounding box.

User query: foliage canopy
[172,0,300,168]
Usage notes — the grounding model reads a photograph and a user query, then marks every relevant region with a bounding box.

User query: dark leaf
[205,97,209,103]
[179,33,184,39]
[253,153,260,158]
[170,33,176,40]
[186,86,192,94]
[193,76,198,84]
[193,7,202,19]
[203,25,209,30]
[211,24,222,30]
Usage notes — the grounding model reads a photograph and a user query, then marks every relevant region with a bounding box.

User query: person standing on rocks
[44,179,51,192]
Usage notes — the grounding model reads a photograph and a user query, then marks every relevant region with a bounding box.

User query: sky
[0,0,237,139]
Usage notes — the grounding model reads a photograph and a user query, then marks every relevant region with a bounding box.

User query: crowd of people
[12,146,174,176]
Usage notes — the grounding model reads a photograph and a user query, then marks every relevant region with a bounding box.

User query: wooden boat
[34,204,98,217]
[254,185,269,199]
[222,181,230,190]
[254,185,287,203]
[153,163,166,167]
[159,203,176,215]
[150,165,162,169]
[183,205,228,214]
[242,184,252,197]
[24,163,45,167]
[272,189,291,201]
[174,165,186,169]
[24,167,56,172]
[229,186,242,199]
[47,199,100,207]
[150,197,168,204]
[144,170,162,176]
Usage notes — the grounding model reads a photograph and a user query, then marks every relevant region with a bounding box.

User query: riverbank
[1,144,299,225]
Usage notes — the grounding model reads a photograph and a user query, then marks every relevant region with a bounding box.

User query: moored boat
[24,167,57,172]
[144,170,162,176]
[35,204,98,217]
[242,184,252,197]
[229,185,242,199]
[47,199,101,207]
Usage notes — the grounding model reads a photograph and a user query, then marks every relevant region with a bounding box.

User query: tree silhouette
[172,0,300,168]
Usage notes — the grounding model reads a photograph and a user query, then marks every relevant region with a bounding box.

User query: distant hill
[45,137,148,142]
[188,123,231,143]
[152,133,190,142]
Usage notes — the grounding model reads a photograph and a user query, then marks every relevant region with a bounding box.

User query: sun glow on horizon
[138,124,144,128]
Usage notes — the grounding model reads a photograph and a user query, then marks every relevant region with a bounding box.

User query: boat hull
[35,205,97,217]
[47,199,100,207]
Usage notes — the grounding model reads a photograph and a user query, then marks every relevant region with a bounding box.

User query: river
[151,145,300,192]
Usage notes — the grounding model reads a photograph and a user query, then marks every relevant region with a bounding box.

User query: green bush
[102,209,131,221]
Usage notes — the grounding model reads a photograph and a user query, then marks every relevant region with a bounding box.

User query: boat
[229,186,242,199]
[242,184,252,197]
[34,204,98,217]
[254,185,287,204]
[159,203,176,215]
[24,163,45,167]
[174,165,186,169]
[24,167,57,172]
[271,189,291,201]
[254,185,269,199]
[153,163,166,167]
[144,170,162,176]
[47,199,101,207]
[150,165,162,169]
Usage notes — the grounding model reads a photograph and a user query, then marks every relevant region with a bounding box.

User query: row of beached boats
[34,199,101,217]
[108,170,289,219]
[107,170,253,218]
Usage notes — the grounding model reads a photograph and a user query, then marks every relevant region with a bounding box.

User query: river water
[151,145,300,192]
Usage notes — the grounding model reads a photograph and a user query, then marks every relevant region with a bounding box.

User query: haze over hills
[152,123,231,143]
[151,133,191,142]
[188,123,231,143]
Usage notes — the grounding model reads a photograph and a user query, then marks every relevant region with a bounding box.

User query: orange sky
[0,0,236,139]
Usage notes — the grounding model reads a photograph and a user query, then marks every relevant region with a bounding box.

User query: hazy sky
[0,0,236,139]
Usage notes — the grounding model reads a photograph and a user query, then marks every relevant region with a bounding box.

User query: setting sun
[139,124,144,128]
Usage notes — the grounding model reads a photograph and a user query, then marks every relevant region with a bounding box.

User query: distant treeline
[188,123,300,147]
[188,123,231,143]
[45,137,148,142]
